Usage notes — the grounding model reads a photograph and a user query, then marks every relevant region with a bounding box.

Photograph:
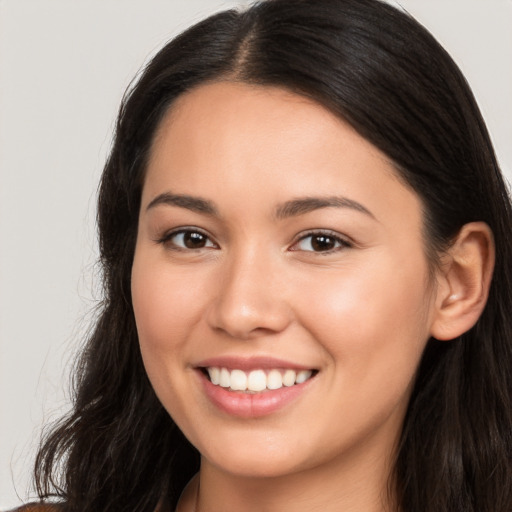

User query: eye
[291,231,351,253]
[159,229,217,250]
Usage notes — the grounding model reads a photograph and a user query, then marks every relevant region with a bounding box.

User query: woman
[17,0,512,510]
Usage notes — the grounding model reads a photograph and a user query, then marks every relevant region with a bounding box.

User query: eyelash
[291,230,353,254]
[156,228,352,254]
[156,228,217,251]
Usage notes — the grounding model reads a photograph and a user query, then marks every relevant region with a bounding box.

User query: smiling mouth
[201,367,318,393]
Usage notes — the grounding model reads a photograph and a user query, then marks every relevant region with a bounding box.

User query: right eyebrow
[274,195,375,220]
[145,192,219,216]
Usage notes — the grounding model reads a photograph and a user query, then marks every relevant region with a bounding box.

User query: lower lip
[198,371,315,418]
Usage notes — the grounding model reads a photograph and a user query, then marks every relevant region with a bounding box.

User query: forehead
[151,82,389,162]
[143,81,421,228]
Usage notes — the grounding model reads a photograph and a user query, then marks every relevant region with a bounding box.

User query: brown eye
[163,230,216,250]
[293,232,351,253]
[183,231,208,248]
[310,235,336,251]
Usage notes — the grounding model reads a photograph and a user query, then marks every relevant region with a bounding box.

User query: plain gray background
[1,0,511,508]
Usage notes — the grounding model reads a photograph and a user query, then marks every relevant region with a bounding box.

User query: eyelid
[154,226,352,253]
[289,229,353,253]
[155,226,219,249]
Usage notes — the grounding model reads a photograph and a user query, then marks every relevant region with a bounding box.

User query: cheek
[296,252,433,382]
[131,255,205,419]
[131,257,207,351]
[130,256,208,417]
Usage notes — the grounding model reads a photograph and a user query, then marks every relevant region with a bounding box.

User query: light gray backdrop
[1,0,511,508]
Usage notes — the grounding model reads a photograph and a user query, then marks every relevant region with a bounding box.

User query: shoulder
[5,504,63,512]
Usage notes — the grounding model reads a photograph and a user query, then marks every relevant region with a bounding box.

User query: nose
[206,250,292,340]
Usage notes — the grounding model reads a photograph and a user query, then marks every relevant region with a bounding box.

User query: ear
[430,222,495,341]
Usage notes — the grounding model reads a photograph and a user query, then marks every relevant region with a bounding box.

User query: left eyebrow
[274,196,375,220]
[145,192,218,216]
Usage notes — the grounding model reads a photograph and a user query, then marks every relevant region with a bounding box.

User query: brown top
[5,504,61,512]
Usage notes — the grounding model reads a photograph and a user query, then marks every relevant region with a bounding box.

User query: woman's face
[132,82,439,480]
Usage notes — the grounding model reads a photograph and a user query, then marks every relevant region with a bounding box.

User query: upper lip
[194,356,316,372]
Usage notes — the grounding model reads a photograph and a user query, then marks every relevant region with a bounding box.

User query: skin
[131,82,453,511]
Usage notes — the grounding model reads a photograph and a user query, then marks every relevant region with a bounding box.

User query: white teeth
[247,370,267,392]
[267,369,283,390]
[207,367,220,385]
[219,368,231,388]
[296,370,312,384]
[230,369,247,391]
[282,369,296,387]
[205,367,314,391]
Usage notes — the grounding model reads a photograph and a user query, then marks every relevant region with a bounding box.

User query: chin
[204,452,305,480]
[195,427,321,479]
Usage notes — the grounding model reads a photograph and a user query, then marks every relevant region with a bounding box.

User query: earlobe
[430,222,495,341]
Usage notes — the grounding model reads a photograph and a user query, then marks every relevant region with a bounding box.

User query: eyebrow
[274,196,375,220]
[146,191,374,220]
[146,192,218,216]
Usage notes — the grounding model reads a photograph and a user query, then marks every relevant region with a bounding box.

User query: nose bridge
[208,242,290,339]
